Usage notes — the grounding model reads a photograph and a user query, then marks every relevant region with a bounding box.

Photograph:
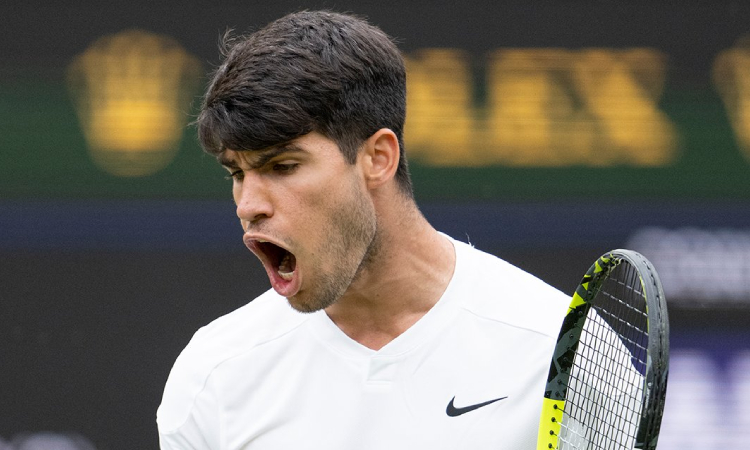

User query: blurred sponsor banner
[628,227,750,306]
[658,332,750,450]
[2,3,750,201]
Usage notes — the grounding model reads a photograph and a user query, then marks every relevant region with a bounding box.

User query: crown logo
[715,36,750,162]
[67,30,201,177]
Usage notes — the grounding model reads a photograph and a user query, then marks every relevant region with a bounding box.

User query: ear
[359,128,400,190]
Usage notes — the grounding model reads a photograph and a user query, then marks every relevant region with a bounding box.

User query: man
[157,10,569,449]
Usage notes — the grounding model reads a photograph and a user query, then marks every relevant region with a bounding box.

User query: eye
[272,163,299,174]
[225,170,243,181]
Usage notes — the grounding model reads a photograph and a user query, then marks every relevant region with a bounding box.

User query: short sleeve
[157,343,222,450]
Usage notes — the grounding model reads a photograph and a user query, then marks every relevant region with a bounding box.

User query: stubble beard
[287,186,379,314]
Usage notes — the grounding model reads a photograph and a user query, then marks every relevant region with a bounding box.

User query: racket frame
[536,249,669,450]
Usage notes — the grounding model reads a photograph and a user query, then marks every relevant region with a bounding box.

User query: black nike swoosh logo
[446,396,508,417]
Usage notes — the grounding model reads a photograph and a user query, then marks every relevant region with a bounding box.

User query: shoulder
[449,237,570,338]
[157,290,307,433]
[181,289,305,353]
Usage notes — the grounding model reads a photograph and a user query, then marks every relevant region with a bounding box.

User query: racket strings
[599,286,648,355]
[558,262,648,449]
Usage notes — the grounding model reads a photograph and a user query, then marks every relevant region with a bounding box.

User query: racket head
[537,249,669,450]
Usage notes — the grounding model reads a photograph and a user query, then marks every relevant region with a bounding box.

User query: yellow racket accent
[537,398,565,449]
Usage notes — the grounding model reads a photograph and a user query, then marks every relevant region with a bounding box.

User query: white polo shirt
[157,237,569,449]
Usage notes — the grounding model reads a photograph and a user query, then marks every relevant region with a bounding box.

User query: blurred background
[2,1,749,448]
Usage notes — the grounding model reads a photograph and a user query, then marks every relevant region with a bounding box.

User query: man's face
[219,132,378,313]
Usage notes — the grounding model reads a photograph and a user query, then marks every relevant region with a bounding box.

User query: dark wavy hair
[197,10,413,196]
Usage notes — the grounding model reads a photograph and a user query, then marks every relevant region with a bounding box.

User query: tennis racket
[537,249,669,450]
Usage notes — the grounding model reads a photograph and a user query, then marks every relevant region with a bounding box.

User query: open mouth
[257,241,296,280]
[244,237,301,297]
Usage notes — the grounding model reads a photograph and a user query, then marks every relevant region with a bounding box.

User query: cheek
[294,181,334,216]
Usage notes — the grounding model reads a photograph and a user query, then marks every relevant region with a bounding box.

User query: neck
[325,193,456,350]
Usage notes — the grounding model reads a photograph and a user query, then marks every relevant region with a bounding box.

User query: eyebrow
[218,143,304,171]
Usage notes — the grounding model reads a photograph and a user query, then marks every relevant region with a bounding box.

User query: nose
[234,174,273,226]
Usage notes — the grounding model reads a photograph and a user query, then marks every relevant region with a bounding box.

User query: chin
[286,294,328,314]
[286,287,343,314]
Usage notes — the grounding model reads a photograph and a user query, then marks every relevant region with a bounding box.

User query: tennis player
[157,10,569,449]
